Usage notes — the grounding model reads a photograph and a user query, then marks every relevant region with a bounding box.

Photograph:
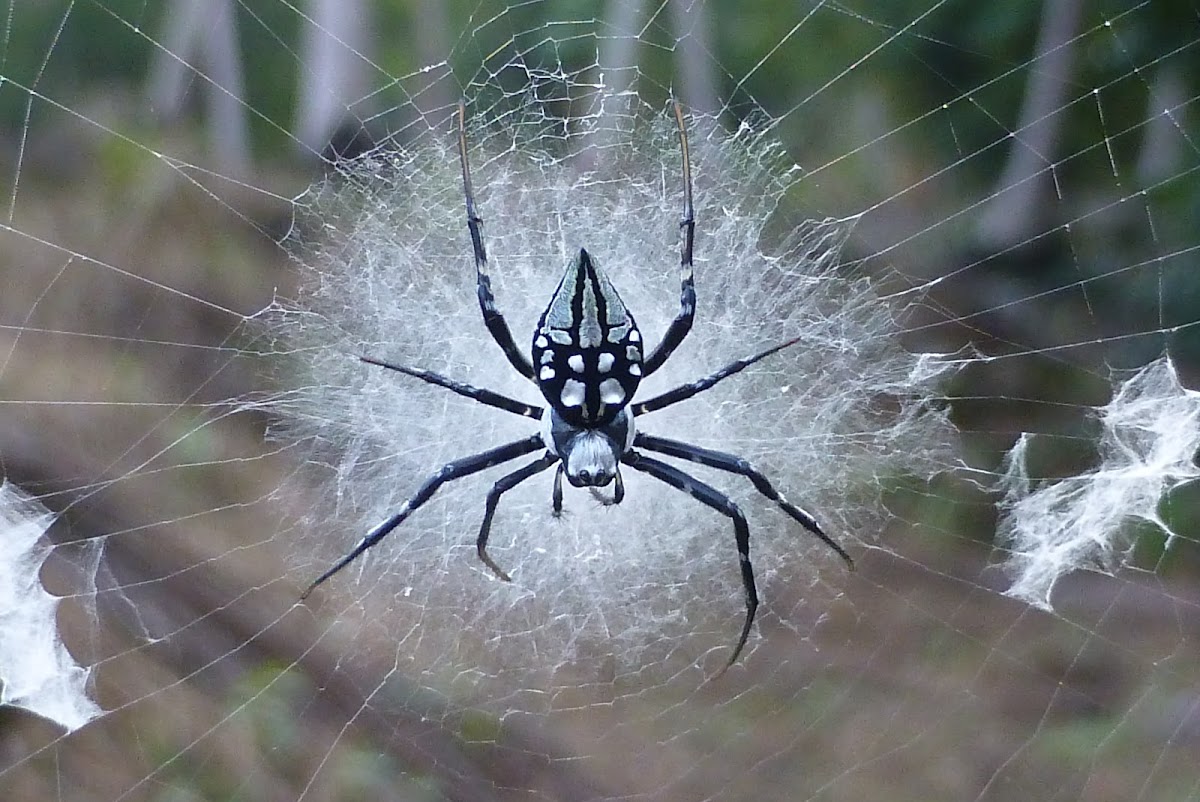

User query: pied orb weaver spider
[303,101,854,671]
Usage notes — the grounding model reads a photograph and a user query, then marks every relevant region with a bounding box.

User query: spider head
[543,406,635,488]
[563,430,620,488]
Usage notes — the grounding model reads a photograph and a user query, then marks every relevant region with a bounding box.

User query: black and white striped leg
[361,356,542,419]
[302,434,544,598]
[457,101,536,381]
[633,335,803,416]
[623,451,757,673]
[643,101,696,376]
[634,433,854,569]
[477,452,559,581]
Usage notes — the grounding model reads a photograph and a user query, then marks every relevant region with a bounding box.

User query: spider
[303,101,854,672]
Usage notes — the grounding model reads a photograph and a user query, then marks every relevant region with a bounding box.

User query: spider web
[2,2,1199,800]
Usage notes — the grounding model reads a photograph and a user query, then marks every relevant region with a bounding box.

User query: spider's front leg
[476,452,558,580]
[623,450,757,674]
[634,433,853,568]
[302,434,544,598]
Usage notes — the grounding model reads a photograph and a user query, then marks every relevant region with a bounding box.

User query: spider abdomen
[533,248,643,427]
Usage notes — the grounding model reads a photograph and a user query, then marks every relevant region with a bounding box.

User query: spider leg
[633,433,854,569]
[632,335,802,416]
[301,434,543,598]
[623,450,756,674]
[457,101,536,381]
[477,452,558,581]
[643,101,696,376]
[361,355,542,419]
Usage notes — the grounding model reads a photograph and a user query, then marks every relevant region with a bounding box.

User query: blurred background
[1,1,1199,800]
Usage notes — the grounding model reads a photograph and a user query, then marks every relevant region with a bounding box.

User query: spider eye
[567,466,615,488]
[562,429,620,488]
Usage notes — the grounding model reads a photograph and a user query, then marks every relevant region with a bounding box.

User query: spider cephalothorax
[303,101,854,673]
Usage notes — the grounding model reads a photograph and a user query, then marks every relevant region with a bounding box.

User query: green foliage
[0,0,160,129]
[233,2,302,155]
[5,0,1196,373]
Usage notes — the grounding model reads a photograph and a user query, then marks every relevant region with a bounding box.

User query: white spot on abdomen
[561,379,586,407]
[568,354,585,373]
[597,353,615,373]
[540,366,556,380]
[599,378,625,404]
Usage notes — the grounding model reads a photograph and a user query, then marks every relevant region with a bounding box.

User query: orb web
[1,2,1198,801]
[263,88,954,689]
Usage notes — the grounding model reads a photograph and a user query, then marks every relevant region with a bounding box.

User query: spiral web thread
[0,2,1199,801]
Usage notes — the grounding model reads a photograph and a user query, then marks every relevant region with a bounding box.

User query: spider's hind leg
[642,101,696,376]
[360,355,542,419]
[632,336,803,417]
[457,101,536,381]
